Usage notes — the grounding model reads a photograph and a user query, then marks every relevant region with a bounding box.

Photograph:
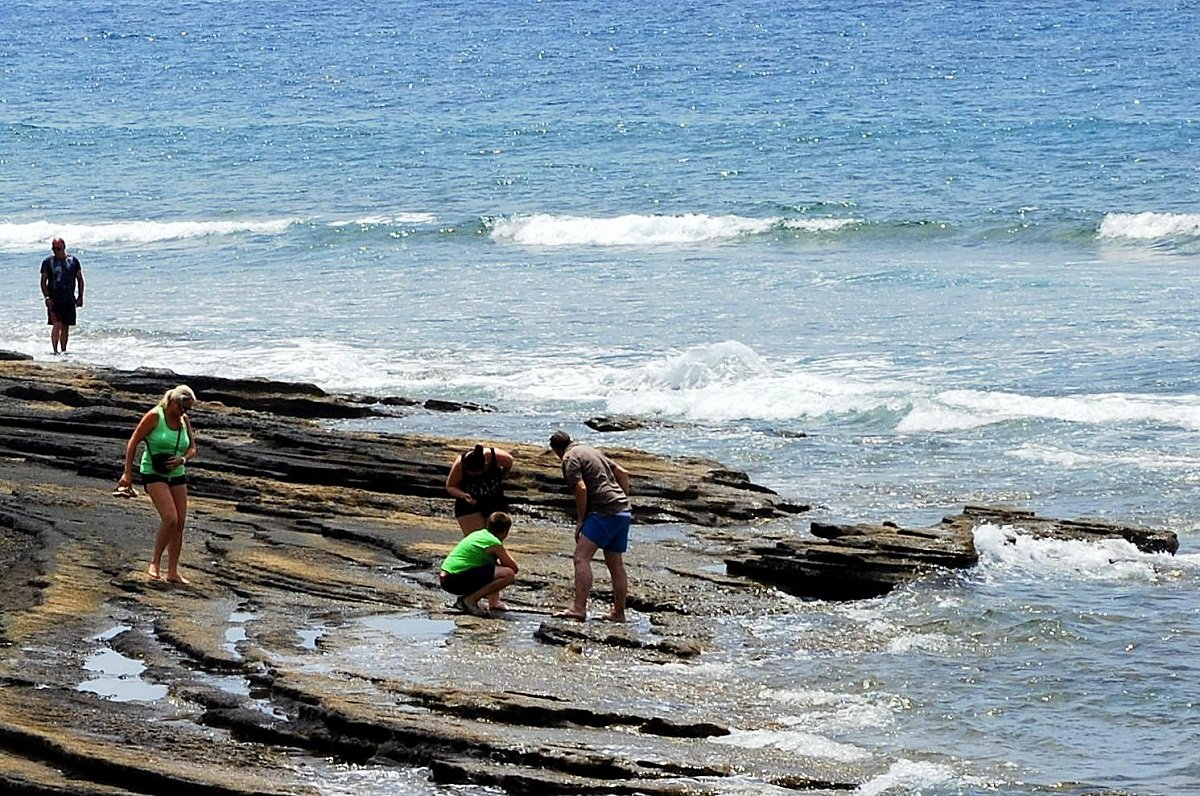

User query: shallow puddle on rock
[193,671,290,721]
[358,613,456,641]
[223,609,256,658]
[296,625,328,650]
[77,648,168,702]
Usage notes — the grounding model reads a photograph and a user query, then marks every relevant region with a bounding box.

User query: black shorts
[439,564,495,596]
[142,472,188,487]
[47,298,77,326]
[453,496,507,518]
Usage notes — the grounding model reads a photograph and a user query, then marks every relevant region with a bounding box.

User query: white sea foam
[1010,443,1200,472]
[855,759,967,795]
[0,218,298,251]
[780,217,863,232]
[488,212,777,246]
[712,726,870,762]
[973,523,1195,583]
[899,389,1200,433]
[328,213,438,227]
[1098,211,1200,240]
[762,689,896,733]
[62,336,407,395]
[500,342,1200,433]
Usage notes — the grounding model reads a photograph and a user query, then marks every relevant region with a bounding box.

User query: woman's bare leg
[145,482,177,580]
[456,512,486,535]
[165,484,190,583]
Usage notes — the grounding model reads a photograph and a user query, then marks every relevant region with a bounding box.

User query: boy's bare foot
[166,573,191,585]
[454,597,487,617]
[599,612,626,623]
[147,564,161,580]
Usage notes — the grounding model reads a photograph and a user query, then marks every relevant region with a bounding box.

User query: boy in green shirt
[439,511,518,616]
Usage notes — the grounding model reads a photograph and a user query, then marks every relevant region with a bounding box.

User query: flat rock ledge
[727,504,1180,601]
[0,360,1178,796]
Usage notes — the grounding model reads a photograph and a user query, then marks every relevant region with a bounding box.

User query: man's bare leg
[555,535,599,620]
[602,550,627,622]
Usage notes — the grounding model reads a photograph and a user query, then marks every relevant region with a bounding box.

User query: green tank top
[441,529,503,574]
[139,405,190,477]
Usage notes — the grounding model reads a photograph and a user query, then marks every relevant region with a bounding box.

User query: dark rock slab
[0,361,800,528]
[726,505,1179,601]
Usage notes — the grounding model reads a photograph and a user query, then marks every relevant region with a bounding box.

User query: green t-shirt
[441,529,503,574]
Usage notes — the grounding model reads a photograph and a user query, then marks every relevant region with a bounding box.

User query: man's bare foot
[147,564,161,580]
[553,610,587,621]
[165,573,191,585]
[599,612,626,623]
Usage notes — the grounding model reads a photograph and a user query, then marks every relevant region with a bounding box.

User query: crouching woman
[439,511,518,616]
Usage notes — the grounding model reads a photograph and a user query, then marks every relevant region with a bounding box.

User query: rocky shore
[0,360,1177,795]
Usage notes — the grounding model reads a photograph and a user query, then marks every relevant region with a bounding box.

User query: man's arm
[572,478,588,536]
[39,266,50,301]
[613,462,631,496]
[74,262,85,306]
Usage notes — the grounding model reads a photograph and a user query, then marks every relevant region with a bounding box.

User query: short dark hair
[487,511,512,536]
[549,430,571,453]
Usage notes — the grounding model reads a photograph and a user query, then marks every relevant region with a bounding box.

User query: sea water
[2,0,1199,792]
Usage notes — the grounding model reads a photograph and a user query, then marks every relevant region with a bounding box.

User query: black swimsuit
[453,448,507,517]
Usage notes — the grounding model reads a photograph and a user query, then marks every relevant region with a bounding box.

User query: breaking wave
[1097,211,1200,241]
[486,212,861,246]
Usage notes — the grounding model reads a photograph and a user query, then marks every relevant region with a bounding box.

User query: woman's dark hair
[463,444,487,471]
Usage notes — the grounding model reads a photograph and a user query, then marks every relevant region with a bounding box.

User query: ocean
[2,0,1199,792]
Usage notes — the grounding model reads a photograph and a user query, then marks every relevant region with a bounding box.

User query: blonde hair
[160,384,197,409]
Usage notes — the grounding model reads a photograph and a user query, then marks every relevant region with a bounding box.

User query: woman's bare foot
[487,601,510,612]
[165,573,191,585]
[147,564,161,580]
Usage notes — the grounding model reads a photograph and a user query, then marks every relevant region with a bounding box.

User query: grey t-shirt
[561,444,630,517]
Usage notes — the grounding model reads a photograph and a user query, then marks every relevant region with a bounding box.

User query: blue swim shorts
[581,511,632,553]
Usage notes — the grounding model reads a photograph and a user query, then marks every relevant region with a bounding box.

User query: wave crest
[1098,212,1200,241]
[487,213,858,247]
[0,218,298,250]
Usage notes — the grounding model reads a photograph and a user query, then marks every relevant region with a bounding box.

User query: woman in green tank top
[116,385,199,584]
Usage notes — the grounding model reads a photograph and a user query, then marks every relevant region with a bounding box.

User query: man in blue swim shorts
[549,430,633,622]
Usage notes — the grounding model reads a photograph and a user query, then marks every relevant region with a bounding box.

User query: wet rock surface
[0,360,1177,794]
[727,504,1178,601]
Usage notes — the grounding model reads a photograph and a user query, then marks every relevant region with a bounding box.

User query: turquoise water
[2,1,1200,792]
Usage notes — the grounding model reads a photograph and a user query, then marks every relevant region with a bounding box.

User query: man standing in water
[39,238,85,355]
[549,430,633,622]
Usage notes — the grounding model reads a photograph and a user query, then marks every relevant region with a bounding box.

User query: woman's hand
[168,456,186,469]
[117,473,132,488]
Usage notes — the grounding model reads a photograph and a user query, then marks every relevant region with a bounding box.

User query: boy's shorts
[439,563,495,596]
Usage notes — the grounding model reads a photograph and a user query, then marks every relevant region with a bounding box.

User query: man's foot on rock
[598,612,626,623]
[553,610,587,621]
